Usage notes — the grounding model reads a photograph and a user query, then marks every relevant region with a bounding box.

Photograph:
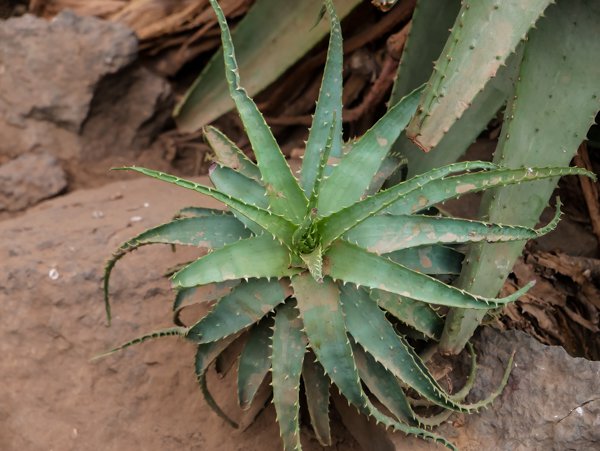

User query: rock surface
[0,152,67,211]
[392,328,600,451]
[0,11,172,162]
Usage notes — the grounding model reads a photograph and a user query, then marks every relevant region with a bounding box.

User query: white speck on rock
[130,216,143,223]
[49,268,59,280]
[575,407,584,416]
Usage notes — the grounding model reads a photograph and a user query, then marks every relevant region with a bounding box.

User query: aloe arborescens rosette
[101,1,594,449]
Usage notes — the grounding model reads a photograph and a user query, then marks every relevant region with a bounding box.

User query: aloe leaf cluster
[102,1,594,449]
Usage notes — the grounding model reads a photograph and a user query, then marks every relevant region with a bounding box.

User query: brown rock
[0,11,172,162]
[392,328,600,451]
[0,152,67,211]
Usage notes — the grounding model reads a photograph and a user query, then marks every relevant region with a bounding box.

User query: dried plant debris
[500,250,600,360]
[29,0,253,74]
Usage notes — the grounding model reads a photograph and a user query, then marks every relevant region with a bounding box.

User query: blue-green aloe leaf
[238,317,273,409]
[103,215,250,323]
[209,165,267,208]
[324,240,532,309]
[340,285,511,413]
[187,279,290,343]
[369,289,444,341]
[386,245,463,275]
[205,0,307,223]
[300,0,343,197]
[441,0,600,354]
[345,203,561,254]
[209,164,268,235]
[317,86,423,216]
[384,166,593,216]
[351,341,416,425]
[389,0,521,180]
[93,327,188,360]
[302,357,331,446]
[173,281,240,327]
[406,0,553,151]
[118,166,297,246]
[272,300,307,451]
[195,336,239,428]
[174,206,231,218]
[172,235,298,288]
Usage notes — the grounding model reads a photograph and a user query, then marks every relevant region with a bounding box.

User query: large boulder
[0,11,172,163]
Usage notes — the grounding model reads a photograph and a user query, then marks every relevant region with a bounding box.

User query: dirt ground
[0,175,366,451]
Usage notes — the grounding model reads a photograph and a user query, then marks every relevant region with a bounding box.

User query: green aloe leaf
[406,0,553,151]
[306,114,336,214]
[172,235,297,288]
[299,245,324,283]
[302,357,331,446]
[324,240,532,309]
[204,0,307,223]
[389,0,522,179]
[291,273,457,450]
[389,0,460,105]
[209,165,267,208]
[400,50,522,179]
[301,0,344,197]
[187,279,290,343]
[369,289,443,341]
[386,245,463,275]
[209,164,267,235]
[119,166,297,246]
[93,327,188,360]
[174,0,361,132]
[173,281,240,327]
[195,336,239,428]
[103,215,250,323]
[317,86,423,216]
[384,166,594,216]
[272,300,307,451]
[341,286,471,412]
[345,203,561,254]
[216,334,248,377]
[238,317,273,409]
[292,275,360,406]
[204,126,261,181]
[174,206,231,218]
[317,161,498,248]
[351,342,416,425]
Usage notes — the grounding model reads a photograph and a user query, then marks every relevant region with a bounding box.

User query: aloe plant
[101,0,594,449]
[392,0,600,353]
